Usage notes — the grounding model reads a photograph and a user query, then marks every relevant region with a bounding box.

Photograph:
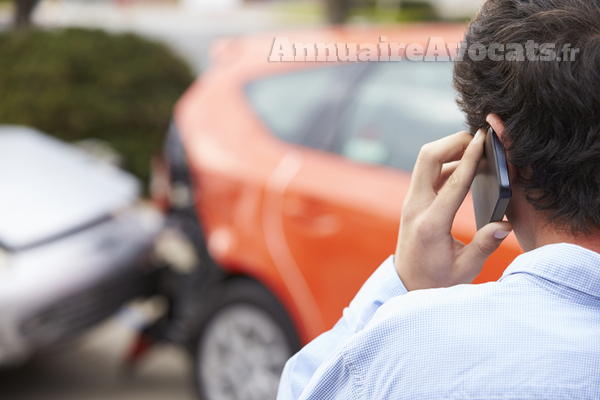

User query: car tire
[194,277,301,400]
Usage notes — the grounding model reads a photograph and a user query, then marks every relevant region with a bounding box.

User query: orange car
[150,25,523,400]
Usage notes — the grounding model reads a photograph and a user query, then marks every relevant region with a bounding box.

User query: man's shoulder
[342,272,551,364]
[338,266,600,399]
[376,278,515,321]
[345,280,517,356]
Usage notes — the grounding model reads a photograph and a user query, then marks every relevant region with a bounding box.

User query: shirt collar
[500,243,600,298]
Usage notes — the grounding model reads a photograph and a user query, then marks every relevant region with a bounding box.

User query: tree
[325,0,352,24]
[14,0,39,29]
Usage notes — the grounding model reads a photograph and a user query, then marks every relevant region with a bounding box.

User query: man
[277,0,600,398]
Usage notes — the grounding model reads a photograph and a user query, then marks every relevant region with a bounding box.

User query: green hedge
[0,28,195,185]
[349,0,441,23]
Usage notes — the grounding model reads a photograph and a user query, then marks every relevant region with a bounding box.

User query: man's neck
[535,224,600,254]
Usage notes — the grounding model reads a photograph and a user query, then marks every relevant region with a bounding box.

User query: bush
[0,28,195,185]
[349,0,441,23]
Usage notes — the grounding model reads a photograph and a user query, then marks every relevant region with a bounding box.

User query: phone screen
[471,128,511,230]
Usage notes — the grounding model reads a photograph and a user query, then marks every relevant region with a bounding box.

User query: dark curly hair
[454,0,600,233]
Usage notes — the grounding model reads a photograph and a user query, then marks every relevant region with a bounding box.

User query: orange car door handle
[283,198,342,237]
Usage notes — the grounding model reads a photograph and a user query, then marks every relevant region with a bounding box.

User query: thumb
[461,221,513,271]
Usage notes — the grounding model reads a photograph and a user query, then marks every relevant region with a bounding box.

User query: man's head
[454,0,600,234]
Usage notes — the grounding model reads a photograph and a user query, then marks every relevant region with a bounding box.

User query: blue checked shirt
[277,243,600,399]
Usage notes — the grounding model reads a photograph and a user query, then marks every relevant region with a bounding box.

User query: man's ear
[486,114,505,139]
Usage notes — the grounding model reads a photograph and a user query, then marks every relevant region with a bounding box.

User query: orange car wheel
[194,277,301,400]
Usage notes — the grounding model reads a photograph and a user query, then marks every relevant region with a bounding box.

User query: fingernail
[475,129,485,140]
[494,230,510,239]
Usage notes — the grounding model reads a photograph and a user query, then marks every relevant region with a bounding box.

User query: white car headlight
[0,248,11,271]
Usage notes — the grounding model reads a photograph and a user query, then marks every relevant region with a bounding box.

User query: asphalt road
[0,318,196,400]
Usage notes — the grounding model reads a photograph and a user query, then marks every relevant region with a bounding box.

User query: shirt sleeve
[277,255,407,400]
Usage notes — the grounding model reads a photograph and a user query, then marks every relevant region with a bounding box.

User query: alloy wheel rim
[198,303,292,400]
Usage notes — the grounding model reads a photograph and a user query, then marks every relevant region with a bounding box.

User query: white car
[0,125,163,365]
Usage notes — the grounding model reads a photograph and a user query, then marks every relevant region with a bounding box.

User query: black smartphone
[471,127,511,230]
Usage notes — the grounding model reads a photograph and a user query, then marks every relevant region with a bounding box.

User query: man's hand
[395,130,513,291]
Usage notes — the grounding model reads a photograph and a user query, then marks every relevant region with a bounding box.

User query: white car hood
[0,126,140,250]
